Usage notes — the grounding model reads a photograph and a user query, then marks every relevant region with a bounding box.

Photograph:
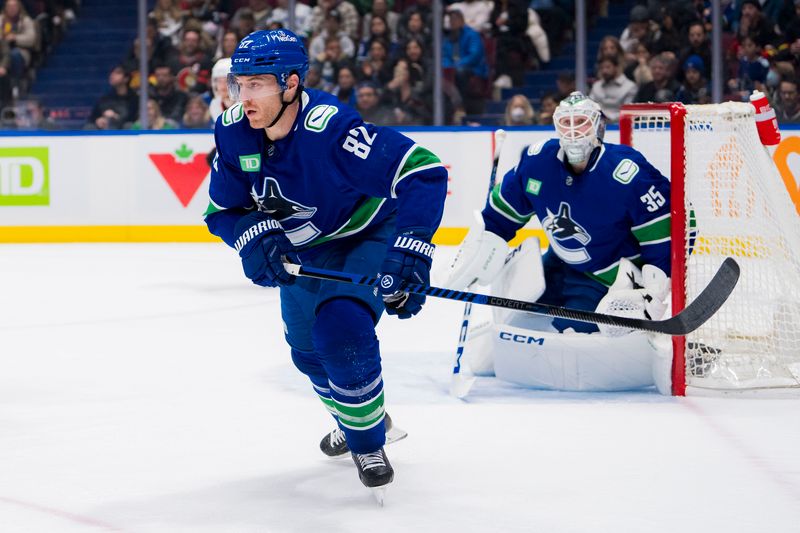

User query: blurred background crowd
[3,0,800,131]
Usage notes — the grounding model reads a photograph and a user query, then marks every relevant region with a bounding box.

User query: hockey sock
[290,348,338,418]
[312,298,386,454]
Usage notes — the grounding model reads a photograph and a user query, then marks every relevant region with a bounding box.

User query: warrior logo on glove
[379,233,436,319]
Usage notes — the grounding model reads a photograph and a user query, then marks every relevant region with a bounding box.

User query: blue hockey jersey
[483,139,671,286]
[204,88,448,254]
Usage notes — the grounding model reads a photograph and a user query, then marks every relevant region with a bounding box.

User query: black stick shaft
[283,258,740,336]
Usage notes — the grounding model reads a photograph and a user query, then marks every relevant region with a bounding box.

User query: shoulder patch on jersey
[239,153,261,172]
[221,103,245,127]
[304,104,338,132]
[526,178,542,195]
[612,159,639,184]
[527,140,546,156]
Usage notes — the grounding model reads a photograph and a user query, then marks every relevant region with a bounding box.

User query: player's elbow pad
[444,211,508,289]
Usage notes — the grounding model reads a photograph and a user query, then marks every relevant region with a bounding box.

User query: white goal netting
[622,102,800,392]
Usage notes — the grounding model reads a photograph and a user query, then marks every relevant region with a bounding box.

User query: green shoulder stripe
[391,145,444,197]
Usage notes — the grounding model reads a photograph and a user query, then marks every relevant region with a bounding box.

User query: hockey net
[619,102,800,395]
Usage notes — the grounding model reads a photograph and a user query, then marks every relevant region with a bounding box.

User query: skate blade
[371,486,388,507]
[385,426,408,445]
[327,426,408,460]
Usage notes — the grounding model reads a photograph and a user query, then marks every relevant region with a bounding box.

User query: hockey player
[207,57,233,123]
[447,92,674,393]
[204,29,448,501]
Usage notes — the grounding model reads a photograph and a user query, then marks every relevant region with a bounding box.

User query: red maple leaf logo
[149,143,210,207]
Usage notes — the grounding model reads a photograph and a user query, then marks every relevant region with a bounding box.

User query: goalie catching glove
[379,231,435,319]
[596,259,670,337]
[233,211,299,287]
[445,211,509,289]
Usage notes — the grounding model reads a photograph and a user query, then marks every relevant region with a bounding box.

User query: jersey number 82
[342,126,376,160]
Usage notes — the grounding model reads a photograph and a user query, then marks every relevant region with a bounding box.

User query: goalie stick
[450,129,507,398]
[282,258,740,336]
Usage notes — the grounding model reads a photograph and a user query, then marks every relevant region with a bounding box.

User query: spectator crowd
[7,0,800,129]
[86,0,559,129]
[0,0,77,129]
[584,0,800,125]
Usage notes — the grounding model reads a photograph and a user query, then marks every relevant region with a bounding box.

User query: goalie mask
[553,92,605,165]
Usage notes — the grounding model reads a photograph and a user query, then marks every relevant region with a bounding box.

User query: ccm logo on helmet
[499,331,545,345]
[233,58,251,63]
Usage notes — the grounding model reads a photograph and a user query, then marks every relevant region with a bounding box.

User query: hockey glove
[379,232,435,319]
[233,211,298,287]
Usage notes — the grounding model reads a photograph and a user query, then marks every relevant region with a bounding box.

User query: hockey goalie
[445,93,674,394]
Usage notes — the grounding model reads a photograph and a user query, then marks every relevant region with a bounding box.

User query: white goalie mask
[553,92,605,165]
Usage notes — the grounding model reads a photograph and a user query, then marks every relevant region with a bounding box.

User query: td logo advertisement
[0,147,49,206]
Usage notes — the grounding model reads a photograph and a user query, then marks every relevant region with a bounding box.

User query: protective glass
[227,73,283,102]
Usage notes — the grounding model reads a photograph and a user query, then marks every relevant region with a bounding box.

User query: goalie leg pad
[491,324,658,391]
[492,237,546,324]
[443,211,508,289]
[460,319,496,376]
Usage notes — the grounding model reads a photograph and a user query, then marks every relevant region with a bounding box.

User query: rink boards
[0,127,799,244]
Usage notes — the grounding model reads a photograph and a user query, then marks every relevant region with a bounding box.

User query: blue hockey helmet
[230,29,309,90]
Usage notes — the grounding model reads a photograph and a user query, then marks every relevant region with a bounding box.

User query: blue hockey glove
[233,211,298,287]
[379,232,435,319]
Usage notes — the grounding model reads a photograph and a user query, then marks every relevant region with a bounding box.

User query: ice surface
[0,243,798,532]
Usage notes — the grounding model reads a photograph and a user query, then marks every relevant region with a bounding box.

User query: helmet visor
[227,73,283,102]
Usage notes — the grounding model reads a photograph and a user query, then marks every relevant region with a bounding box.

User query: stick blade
[659,257,741,336]
[449,373,476,399]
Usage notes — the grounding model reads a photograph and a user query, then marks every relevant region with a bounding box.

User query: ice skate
[352,447,393,506]
[319,413,407,458]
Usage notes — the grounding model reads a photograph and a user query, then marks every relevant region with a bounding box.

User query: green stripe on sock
[333,392,385,429]
[338,408,385,430]
[318,395,337,414]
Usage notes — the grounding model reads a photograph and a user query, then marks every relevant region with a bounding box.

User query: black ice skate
[352,447,393,505]
[319,413,407,458]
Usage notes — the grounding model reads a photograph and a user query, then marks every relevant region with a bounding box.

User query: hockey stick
[282,258,740,336]
[450,129,507,398]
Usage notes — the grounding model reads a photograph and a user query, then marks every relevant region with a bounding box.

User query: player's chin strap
[266,85,304,129]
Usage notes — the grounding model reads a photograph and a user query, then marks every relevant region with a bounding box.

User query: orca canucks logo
[252,178,317,221]
[542,202,592,264]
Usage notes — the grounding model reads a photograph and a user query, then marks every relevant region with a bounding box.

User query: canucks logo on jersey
[252,178,317,221]
[542,202,592,264]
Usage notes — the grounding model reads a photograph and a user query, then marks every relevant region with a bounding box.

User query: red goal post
[619,103,689,395]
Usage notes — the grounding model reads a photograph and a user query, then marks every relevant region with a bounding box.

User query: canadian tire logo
[149,143,210,207]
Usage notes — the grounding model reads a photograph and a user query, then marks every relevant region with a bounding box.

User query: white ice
[1,243,798,533]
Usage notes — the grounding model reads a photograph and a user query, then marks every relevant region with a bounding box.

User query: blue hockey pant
[280,223,390,454]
